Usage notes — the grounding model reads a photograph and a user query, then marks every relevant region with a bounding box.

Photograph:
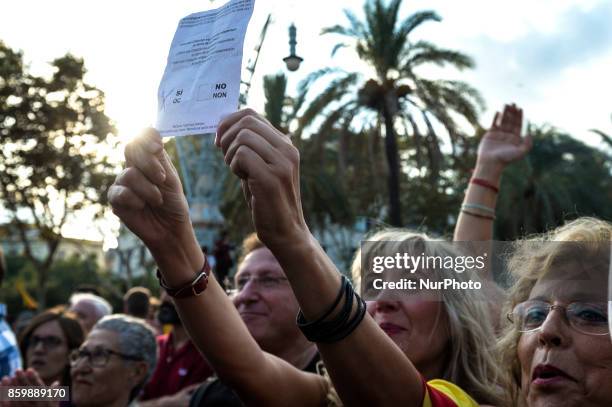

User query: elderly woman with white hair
[68,293,113,335]
[1,314,157,407]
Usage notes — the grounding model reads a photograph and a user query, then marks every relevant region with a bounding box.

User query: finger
[499,105,514,132]
[24,369,43,386]
[14,369,27,386]
[124,129,166,185]
[225,128,277,166]
[491,112,500,129]
[241,179,253,209]
[516,107,524,136]
[218,113,287,155]
[216,108,270,146]
[229,145,270,184]
[108,184,146,211]
[501,104,522,134]
[157,149,182,191]
[114,168,163,207]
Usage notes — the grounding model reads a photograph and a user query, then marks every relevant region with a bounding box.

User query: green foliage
[0,40,119,308]
[297,0,483,225]
[2,252,162,319]
[494,125,612,239]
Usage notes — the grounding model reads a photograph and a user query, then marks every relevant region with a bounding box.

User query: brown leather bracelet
[156,258,210,298]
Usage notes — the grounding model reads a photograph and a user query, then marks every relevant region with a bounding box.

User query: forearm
[152,236,323,406]
[269,234,423,406]
[453,162,502,242]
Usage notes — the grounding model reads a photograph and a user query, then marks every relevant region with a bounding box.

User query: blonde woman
[352,230,504,406]
[498,218,612,406]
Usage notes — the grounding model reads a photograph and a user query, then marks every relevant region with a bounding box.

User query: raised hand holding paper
[156,0,255,137]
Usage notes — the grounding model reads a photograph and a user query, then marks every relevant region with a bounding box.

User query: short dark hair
[123,287,151,319]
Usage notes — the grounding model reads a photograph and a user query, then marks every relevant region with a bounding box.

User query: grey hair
[351,229,505,406]
[93,314,157,398]
[69,293,113,317]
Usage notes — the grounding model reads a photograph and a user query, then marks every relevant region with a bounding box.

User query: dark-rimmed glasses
[69,347,143,368]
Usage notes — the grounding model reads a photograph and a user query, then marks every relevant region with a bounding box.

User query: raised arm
[216,109,424,406]
[453,104,531,242]
[107,129,325,406]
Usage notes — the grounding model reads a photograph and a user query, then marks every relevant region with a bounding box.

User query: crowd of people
[0,104,610,406]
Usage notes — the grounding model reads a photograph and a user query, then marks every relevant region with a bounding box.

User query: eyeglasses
[508,300,609,336]
[235,275,288,291]
[28,335,64,350]
[69,347,143,368]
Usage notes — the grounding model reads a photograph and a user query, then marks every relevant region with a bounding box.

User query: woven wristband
[470,177,499,193]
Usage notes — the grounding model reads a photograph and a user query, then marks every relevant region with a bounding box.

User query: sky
[2,0,611,247]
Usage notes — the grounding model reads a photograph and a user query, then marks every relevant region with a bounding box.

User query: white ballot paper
[156,0,255,137]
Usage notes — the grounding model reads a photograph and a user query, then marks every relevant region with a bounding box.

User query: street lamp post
[283,23,303,71]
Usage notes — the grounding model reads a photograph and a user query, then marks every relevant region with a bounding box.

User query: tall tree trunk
[382,92,402,226]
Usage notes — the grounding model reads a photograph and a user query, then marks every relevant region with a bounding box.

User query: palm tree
[297,0,483,226]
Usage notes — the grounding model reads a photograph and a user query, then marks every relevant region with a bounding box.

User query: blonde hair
[351,229,505,405]
[497,217,612,406]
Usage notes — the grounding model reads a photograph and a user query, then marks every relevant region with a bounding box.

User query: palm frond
[397,10,441,37]
[331,43,349,57]
[403,41,474,71]
[297,73,359,131]
[589,128,612,148]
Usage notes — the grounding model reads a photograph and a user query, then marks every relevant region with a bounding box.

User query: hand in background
[0,369,59,407]
[476,104,532,175]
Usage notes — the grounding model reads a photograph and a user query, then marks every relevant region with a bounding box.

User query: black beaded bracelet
[297,275,367,343]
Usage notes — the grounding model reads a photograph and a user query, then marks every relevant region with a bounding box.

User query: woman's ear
[128,361,149,387]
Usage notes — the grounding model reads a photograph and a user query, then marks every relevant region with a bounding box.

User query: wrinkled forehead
[235,248,285,278]
[82,329,119,350]
[529,258,609,302]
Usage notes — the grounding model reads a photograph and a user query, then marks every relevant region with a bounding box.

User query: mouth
[73,377,93,386]
[531,364,576,386]
[239,311,267,319]
[379,322,406,336]
[29,360,46,368]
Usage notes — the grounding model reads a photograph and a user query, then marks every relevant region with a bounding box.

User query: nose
[32,340,46,354]
[372,299,400,314]
[71,356,92,375]
[232,281,261,307]
[537,307,571,348]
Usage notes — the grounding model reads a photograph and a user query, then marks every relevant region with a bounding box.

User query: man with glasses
[190,233,319,406]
